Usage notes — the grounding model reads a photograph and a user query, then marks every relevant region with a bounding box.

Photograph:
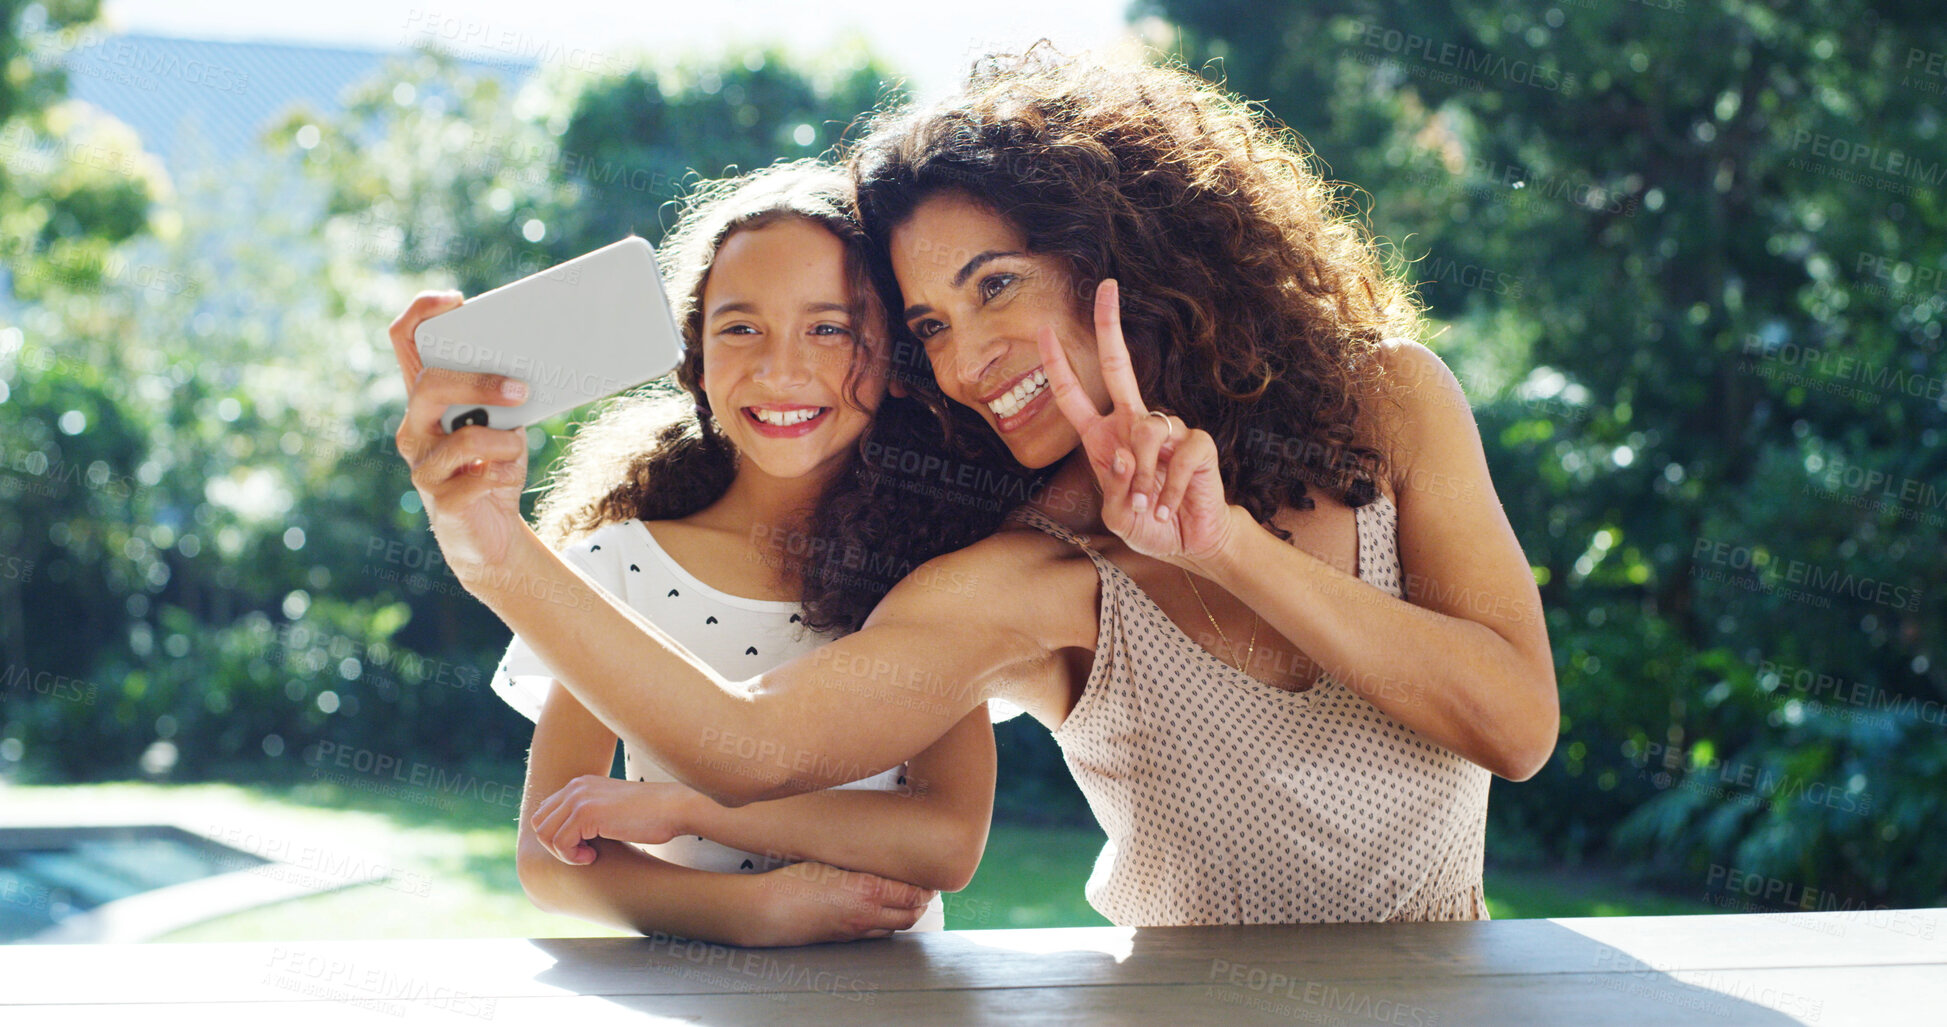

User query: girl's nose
[753,336,813,388]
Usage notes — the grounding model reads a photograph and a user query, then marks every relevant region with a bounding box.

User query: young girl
[386,162,994,946]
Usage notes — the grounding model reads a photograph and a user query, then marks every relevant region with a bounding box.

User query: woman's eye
[718,324,758,337]
[810,323,853,339]
[979,273,1015,302]
[911,318,944,341]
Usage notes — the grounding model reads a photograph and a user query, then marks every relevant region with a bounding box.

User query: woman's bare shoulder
[873,520,1101,641]
[1360,338,1475,486]
[1370,338,1469,417]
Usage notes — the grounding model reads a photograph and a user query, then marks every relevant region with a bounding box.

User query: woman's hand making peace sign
[1036,279,1239,570]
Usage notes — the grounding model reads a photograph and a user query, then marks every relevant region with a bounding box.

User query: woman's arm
[1194,341,1559,779]
[516,681,938,945]
[532,705,998,893]
[1037,283,1556,781]
[481,519,1039,805]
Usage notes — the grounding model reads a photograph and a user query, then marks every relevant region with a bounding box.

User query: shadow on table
[526,917,1813,1025]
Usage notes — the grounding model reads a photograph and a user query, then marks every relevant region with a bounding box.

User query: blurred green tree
[3,38,925,795]
[1,0,177,774]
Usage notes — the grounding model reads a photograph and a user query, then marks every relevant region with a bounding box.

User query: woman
[393,52,1556,925]
[387,162,994,945]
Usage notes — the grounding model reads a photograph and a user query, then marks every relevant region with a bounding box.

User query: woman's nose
[951,331,1005,388]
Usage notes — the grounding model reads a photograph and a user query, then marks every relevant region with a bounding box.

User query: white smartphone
[413,236,685,432]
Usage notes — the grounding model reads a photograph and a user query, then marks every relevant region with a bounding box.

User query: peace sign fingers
[1035,276,1238,568]
[1091,279,1148,415]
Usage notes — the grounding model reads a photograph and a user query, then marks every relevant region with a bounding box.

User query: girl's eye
[810,323,853,338]
[979,273,1016,302]
[910,318,945,342]
[720,324,758,336]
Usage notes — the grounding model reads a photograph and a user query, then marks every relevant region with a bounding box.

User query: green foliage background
[2,1,1942,911]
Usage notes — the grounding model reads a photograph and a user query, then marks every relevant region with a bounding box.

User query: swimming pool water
[0,825,269,942]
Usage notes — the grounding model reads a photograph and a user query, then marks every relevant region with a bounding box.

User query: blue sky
[101,0,1145,98]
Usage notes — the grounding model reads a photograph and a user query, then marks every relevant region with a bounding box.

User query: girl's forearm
[1202,506,1558,779]
[678,788,984,894]
[516,835,769,945]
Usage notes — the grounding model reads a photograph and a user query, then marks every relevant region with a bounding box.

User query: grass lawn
[1,782,1708,942]
[1483,863,1709,920]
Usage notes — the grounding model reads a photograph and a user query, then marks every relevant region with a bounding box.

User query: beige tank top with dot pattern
[1011,496,1491,926]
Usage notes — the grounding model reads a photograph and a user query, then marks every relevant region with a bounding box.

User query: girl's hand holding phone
[387,291,534,584]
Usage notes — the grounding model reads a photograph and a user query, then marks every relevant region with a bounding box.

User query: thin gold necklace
[1181,569,1258,673]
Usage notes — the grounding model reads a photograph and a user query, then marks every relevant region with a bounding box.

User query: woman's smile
[980,366,1052,432]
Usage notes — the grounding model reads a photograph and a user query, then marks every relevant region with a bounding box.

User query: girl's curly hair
[849,47,1423,535]
[529,160,1010,634]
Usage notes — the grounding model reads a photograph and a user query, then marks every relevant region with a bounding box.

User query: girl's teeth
[752,408,823,426]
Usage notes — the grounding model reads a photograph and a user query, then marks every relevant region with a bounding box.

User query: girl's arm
[531,705,997,893]
[516,680,938,945]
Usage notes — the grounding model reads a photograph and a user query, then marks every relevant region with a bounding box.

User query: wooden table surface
[4,909,1942,1025]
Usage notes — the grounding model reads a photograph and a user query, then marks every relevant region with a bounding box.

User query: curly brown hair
[849,46,1424,534]
[528,160,1008,633]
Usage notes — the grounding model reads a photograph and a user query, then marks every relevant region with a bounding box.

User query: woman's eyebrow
[950,250,1021,288]
[903,250,1024,322]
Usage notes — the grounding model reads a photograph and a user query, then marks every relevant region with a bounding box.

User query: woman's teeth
[988,369,1048,419]
[749,407,825,426]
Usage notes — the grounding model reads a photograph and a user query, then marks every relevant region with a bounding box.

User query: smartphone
[412,236,684,433]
